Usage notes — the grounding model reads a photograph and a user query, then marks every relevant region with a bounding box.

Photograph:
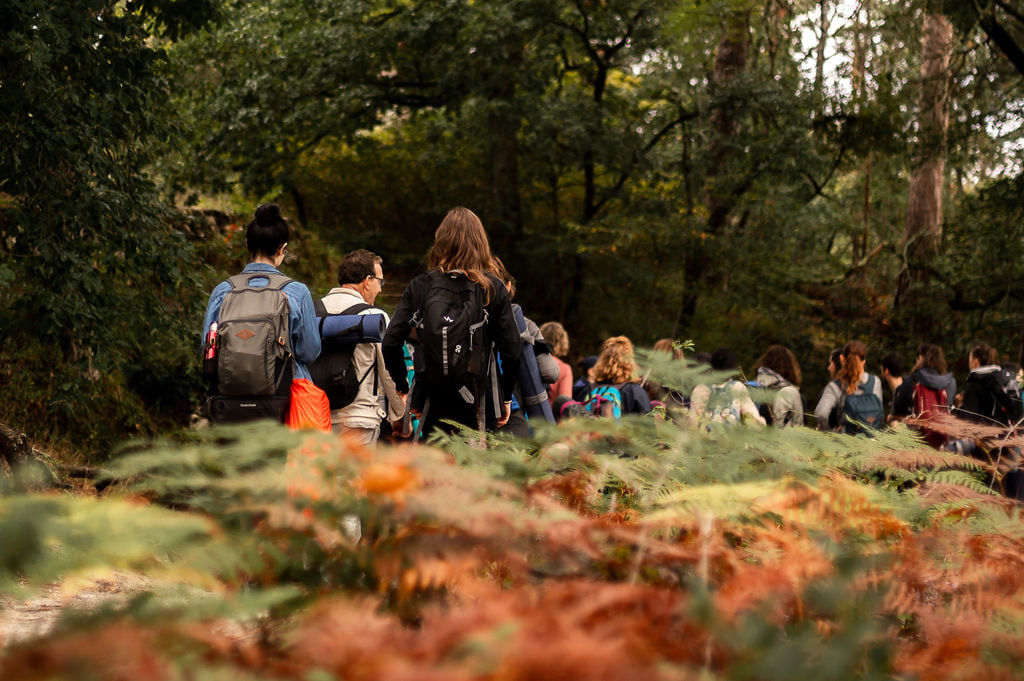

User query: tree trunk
[703,9,750,230]
[813,0,831,111]
[896,11,952,308]
[488,44,524,261]
[676,9,749,332]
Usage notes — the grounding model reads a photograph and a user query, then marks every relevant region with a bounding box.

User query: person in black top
[953,343,1022,426]
[382,207,522,437]
[880,352,914,424]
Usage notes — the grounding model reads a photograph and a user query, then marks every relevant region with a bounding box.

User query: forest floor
[0,572,151,648]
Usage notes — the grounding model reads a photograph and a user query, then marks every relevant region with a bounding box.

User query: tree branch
[979,10,1024,77]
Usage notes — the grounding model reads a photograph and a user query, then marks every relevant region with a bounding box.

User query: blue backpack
[836,374,885,435]
[585,384,623,419]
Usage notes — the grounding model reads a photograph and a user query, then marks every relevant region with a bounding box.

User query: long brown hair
[592,336,637,384]
[427,207,497,303]
[753,344,802,386]
[836,340,867,395]
[913,343,947,374]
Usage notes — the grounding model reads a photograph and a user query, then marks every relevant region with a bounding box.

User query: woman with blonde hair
[814,340,884,433]
[539,321,573,406]
[584,336,652,416]
[383,207,522,436]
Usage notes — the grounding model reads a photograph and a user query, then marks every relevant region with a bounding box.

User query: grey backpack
[216,273,293,396]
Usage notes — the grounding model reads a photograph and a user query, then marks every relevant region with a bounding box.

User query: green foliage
[0,1,217,456]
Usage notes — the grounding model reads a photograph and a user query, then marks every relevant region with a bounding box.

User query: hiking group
[199,203,1024,471]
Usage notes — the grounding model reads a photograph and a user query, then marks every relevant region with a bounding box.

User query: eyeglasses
[370,276,384,286]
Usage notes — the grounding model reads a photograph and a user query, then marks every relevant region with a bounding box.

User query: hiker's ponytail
[836,340,867,395]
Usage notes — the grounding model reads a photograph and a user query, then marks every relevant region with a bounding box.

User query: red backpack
[912,384,948,448]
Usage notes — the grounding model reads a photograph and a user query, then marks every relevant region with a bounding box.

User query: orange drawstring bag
[286,378,332,432]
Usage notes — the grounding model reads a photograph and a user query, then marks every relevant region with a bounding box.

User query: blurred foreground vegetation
[2,389,1024,678]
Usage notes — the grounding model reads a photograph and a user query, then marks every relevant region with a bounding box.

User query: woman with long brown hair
[814,340,885,433]
[751,344,804,427]
[382,207,522,437]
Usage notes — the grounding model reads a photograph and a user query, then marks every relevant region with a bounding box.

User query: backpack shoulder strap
[341,302,373,315]
[313,298,328,317]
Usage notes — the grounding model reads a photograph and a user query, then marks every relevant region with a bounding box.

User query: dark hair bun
[254,203,283,226]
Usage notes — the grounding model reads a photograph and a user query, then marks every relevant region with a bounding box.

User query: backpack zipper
[442,326,449,376]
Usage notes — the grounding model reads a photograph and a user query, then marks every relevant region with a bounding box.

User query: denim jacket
[201,263,321,380]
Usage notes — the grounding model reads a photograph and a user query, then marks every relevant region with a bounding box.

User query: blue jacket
[202,263,321,380]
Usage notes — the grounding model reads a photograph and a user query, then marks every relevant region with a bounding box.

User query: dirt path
[0,572,151,648]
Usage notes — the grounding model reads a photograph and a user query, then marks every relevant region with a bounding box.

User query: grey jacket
[521,315,560,385]
[754,367,804,427]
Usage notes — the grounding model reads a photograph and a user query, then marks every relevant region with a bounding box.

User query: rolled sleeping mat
[320,313,386,344]
[511,305,556,425]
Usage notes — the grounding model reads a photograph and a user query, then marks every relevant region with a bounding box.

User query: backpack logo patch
[236,328,255,340]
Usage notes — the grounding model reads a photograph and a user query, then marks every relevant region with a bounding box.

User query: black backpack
[986,369,1024,426]
[410,270,490,387]
[308,300,377,409]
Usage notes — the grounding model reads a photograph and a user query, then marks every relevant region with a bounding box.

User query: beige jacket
[321,287,404,429]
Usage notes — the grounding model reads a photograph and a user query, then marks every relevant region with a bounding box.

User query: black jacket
[383,270,522,430]
[954,366,1019,425]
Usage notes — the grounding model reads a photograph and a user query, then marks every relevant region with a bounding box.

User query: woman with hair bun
[814,340,884,433]
[201,203,322,423]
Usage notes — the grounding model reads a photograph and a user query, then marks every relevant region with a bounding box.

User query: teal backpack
[836,374,885,435]
[585,384,623,418]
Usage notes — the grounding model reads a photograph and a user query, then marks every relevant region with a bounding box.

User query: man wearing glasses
[318,249,405,445]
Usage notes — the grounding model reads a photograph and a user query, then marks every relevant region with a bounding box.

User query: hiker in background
[951,344,1024,498]
[828,348,843,380]
[493,260,557,436]
[539,321,573,407]
[909,344,956,410]
[688,347,766,428]
[814,348,845,430]
[382,207,521,438]
[201,203,321,424]
[584,336,652,417]
[314,249,405,445]
[953,343,1023,426]
[814,341,884,434]
[572,355,598,402]
[905,344,956,448]
[750,344,804,427]
[880,353,914,424]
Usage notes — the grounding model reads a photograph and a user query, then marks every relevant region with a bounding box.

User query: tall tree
[896,10,953,309]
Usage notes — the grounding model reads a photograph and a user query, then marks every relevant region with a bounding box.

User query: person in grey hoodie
[909,343,956,409]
